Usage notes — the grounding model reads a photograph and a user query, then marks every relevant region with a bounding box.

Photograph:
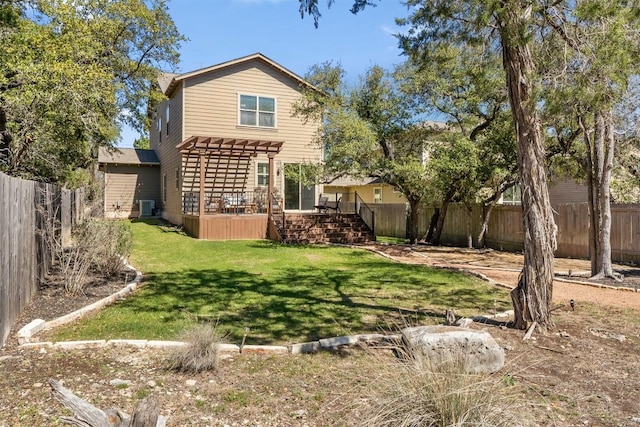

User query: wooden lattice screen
[177,136,283,207]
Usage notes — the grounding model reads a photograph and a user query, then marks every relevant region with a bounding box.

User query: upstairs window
[157,116,162,144]
[165,104,170,135]
[239,94,275,128]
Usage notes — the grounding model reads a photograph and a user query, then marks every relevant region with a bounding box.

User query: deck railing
[354,191,375,235]
[183,191,271,215]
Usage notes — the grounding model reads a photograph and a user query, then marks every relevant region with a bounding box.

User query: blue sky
[119,0,412,147]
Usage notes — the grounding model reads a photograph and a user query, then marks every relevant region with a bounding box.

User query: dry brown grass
[354,346,531,427]
[167,323,226,373]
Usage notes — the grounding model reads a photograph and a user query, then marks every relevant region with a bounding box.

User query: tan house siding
[103,165,160,218]
[549,178,588,205]
[181,58,321,199]
[323,183,405,205]
[151,84,185,224]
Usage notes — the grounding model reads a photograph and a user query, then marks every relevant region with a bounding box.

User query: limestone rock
[401,325,505,373]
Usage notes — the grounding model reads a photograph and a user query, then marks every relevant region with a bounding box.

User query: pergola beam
[177,135,284,215]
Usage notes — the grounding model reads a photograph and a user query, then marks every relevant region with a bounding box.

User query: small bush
[90,220,133,277]
[356,348,530,427]
[169,324,225,373]
[58,219,132,295]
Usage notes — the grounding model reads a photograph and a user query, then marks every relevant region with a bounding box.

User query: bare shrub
[169,324,226,373]
[89,220,133,277]
[356,347,530,427]
[58,236,95,295]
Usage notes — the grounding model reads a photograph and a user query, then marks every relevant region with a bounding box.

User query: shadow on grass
[111,261,507,345]
[87,220,511,345]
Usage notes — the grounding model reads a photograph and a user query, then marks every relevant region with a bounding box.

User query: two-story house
[100,53,324,240]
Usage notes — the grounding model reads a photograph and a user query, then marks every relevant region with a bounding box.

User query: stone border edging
[16,333,406,355]
[17,257,143,345]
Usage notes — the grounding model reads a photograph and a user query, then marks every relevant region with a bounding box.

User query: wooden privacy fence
[375,202,640,264]
[0,172,84,348]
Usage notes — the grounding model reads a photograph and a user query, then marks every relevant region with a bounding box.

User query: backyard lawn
[53,219,512,345]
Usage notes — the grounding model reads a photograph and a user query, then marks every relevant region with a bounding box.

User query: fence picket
[375,202,640,264]
[0,172,83,348]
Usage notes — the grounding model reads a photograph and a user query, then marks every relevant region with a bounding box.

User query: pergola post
[267,154,275,216]
[199,154,205,218]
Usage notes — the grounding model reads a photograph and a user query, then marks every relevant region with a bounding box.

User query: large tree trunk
[477,198,498,248]
[580,110,620,281]
[406,197,421,244]
[430,188,456,246]
[500,4,557,332]
[423,208,440,242]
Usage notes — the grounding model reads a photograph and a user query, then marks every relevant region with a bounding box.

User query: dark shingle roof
[98,148,160,165]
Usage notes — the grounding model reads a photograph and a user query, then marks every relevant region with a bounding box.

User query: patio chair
[325,196,342,213]
[313,195,329,213]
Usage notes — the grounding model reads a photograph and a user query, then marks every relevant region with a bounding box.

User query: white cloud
[380,25,397,35]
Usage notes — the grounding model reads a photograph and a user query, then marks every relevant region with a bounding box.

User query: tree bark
[580,110,621,281]
[406,197,421,244]
[49,379,166,427]
[423,207,440,242]
[500,3,557,332]
[477,199,498,248]
[430,188,456,245]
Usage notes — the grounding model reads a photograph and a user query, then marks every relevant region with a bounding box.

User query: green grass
[53,219,511,345]
[376,235,408,244]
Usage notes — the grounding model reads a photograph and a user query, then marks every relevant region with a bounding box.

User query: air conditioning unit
[139,200,155,218]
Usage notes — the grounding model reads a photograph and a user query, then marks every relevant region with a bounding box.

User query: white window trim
[237,93,277,128]
[373,187,382,203]
[256,161,269,187]
[165,104,170,136]
[162,173,167,203]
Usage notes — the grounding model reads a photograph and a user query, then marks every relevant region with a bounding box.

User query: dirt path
[362,244,640,310]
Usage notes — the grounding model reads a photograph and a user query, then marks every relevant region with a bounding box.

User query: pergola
[176,136,283,216]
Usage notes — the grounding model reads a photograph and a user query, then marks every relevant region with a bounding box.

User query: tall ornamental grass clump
[168,323,226,373]
[357,347,529,427]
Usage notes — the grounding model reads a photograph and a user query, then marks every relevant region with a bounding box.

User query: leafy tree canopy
[0,0,183,184]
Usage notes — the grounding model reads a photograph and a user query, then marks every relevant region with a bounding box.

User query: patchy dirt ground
[1,244,640,426]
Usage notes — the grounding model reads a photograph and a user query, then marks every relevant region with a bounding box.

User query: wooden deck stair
[273,213,375,244]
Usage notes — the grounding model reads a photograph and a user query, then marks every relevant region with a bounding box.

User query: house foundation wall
[183,214,268,240]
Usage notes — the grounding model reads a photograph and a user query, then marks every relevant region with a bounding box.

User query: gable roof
[161,53,317,97]
[98,148,160,166]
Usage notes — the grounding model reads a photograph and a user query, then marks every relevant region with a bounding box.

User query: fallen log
[49,379,167,427]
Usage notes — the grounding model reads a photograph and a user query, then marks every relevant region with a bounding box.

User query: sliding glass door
[284,163,316,211]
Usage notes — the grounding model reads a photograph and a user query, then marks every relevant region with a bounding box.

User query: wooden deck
[183,214,269,240]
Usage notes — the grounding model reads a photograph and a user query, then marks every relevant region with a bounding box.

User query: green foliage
[133,136,150,149]
[295,62,437,242]
[0,0,183,184]
[426,133,479,204]
[396,20,518,207]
